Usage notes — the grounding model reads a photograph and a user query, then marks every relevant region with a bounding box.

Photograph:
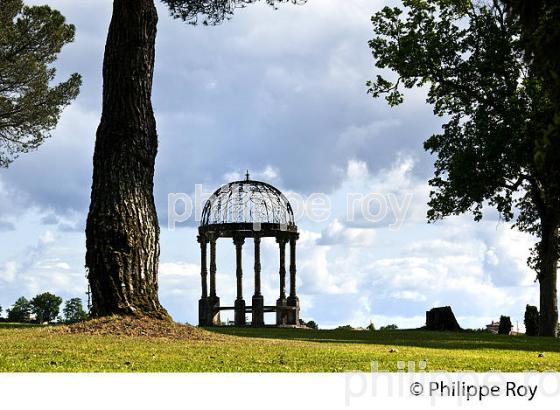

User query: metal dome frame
[197,173,300,328]
[199,177,297,236]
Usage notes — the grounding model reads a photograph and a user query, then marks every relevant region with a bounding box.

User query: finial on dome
[245,170,250,181]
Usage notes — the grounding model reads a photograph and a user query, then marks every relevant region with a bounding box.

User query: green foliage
[63,298,88,324]
[379,324,399,331]
[462,328,492,333]
[369,0,530,224]
[524,305,540,336]
[161,0,307,25]
[335,325,354,331]
[306,320,318,330]
[0,0,81,167]
[298,319,318,329]
[499,315,513,335]
[30,292,62,323]
[368,0,560,336]
[7,296,31,322]
[505,0,560,126]
[367,321,376,331]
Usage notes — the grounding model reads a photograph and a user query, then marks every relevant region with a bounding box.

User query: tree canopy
[30,292,62,323]
[161,0,306,25]
[524,304,539,336]
[369,0,559,335]
[0,0,81,167]
[7,296,31,322]
[63,298,88,323]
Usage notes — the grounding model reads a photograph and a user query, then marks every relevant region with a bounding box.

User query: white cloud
[317,219,376,247]
[299,246,361,295]
[39,231,56,245]
[160,262,199,278]
[391,290,427,302]
[0,261,17,283]
[285,157,540,328]
[0,229,87,305]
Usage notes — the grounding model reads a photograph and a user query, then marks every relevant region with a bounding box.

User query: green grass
[0,323,559,372]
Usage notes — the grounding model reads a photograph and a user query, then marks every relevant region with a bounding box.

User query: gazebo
[197,172,300,327]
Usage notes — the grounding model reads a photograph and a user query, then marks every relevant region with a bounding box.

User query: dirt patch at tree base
[50,315,221,341]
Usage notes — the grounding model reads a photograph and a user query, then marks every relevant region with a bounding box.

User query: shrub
[379,324,398,331]
[498,316,512,335]
[367,321,376,331]
[335,325,353,331]
[524,305,539,336]
[63,298,88,324]
[7,297,32,323]
[306,320,318,330]
[463,328,492,333]
[30,292,62,323]
[298,319,318,329]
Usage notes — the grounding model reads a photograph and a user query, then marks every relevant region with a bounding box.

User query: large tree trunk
[538,212,558,336]
[85,0,169,319]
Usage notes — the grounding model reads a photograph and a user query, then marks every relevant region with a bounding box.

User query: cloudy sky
[0,0,539,329]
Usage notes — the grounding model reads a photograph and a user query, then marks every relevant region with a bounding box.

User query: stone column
[198,234,209,326]
[234,236,246,326]
[252,235,264,326]
[288,235,297,298]
[276,236,288,325]
[199,235,208,298]
[208,234,220,325]
[287,234,300,326]
[209,236,217,298]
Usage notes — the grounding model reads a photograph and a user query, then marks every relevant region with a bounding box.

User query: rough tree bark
[85,0,169,319]
[538,212,559,336]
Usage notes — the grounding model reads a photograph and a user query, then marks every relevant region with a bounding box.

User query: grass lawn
[0,322,559,372]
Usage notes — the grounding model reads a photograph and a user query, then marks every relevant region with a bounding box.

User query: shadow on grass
[0,322,42,329]
[206,327,560,353]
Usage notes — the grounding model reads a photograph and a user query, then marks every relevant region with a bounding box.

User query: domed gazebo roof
[199,173,297,236]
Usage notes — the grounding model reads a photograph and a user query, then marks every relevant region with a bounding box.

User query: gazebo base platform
[198,298,300,327]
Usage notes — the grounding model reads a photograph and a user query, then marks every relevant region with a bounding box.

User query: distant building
[486,320,523,335]
[486,321,500,334]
